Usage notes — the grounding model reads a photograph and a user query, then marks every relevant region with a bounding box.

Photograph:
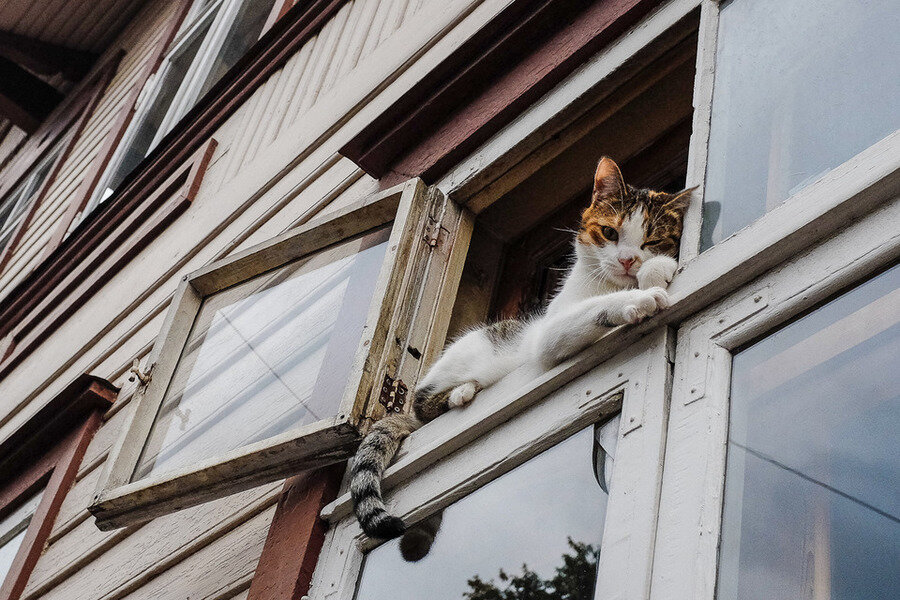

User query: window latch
[379,374,407,413]
[128,359,152,386]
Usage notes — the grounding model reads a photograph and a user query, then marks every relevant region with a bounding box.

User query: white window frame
[312,329,673,600]
[432,0,900,595]
[85,0,273,215]
[649,196,900,599]
[90,179,469,530]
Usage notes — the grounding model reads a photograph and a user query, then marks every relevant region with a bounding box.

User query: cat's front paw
[605,287,670,325]
[637,255,678,290]
[447,382,479,408]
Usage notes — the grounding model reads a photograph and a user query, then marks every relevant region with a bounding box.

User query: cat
[350,157,692,556]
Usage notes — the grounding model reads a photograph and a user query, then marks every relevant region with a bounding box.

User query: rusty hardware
[379,374,407,413]
[128,358,152,385]
[423,219,441,248]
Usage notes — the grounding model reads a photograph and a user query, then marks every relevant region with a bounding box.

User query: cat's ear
[593,157,626,200]
[664,186,697,212]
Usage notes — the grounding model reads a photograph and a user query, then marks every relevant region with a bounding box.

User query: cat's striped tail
[350,412,421,539]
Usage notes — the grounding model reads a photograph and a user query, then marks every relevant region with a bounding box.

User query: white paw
[448,382,478,408]
[608,288,670,325]
[637,255,678,290]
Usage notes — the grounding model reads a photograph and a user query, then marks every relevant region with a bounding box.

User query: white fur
[417,207,675,406]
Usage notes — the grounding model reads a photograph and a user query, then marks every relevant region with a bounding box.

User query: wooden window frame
[312,330,673,599]
[649,196,900,599]
[90,179,470,530]
[0,375,115,600]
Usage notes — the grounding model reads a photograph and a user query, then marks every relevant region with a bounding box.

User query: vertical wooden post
[248,464,344,600]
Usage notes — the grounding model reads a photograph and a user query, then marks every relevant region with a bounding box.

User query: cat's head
[577,157,693,287]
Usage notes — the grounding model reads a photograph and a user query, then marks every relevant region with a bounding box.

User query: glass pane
[196,0,276,99]
[719,264,900,599]
[0,486,44,586]
[701,0,900,249]
[356,425,610,600]
[100,16,215,201]
[134,227,391,480]
[0,529,26,585]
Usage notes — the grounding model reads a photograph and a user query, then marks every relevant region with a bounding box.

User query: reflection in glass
[134,227,390,480]
[356,426,610,600]
[100,17,215,202]
[196,0,275,99]
[701,0,900,249]
[0,486,44,586]
[719,264,899,599]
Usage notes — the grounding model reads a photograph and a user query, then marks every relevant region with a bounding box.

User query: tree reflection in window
[355,425,613,600]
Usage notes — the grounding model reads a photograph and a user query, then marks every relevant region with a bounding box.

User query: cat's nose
[619,257,636,272]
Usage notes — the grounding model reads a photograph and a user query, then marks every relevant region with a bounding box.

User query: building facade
[0,0,896,599]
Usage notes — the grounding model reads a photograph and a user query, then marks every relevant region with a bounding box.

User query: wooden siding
[0,0,524,597]
[0,0,147,53]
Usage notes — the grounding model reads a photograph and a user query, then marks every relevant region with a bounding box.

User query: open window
[90,180,468,530]
[310,18,699,598]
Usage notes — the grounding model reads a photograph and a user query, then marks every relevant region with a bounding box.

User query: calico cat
[351,157,692,552]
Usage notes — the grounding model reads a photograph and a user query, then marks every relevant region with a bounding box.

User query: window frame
[90,179,469,530]
[85,0,274,215]
[312,329,673,600]
[649,197,900,599]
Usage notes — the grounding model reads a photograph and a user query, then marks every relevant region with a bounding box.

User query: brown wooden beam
[247,465,343,600]
[340,0,665,185]
[0,57,63,134]
[0,31,97,81]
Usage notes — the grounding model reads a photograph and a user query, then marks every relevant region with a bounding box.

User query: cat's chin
[609,272,638,289]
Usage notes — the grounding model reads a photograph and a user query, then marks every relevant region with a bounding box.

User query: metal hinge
[379,374,407,413]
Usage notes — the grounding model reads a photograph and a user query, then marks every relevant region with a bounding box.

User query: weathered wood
[247,466,343,600]
[92,180,466,529]
[25,481,282,600]
[650,197,900,600]
[678,0,719,262]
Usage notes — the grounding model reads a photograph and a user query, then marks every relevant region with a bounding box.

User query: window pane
[356,425,610,600]
[133,227,390,480]
[196,0,276,99]
[101,17,214,200]
[701,0,900,249]
[0,529,26,585]
[719,264,900,599]
[0,486,45,586]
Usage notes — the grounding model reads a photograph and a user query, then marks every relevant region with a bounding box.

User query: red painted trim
[248,465,343,600]
[0,376,114,600]
[46,0,194,258]
[341,0,663,185]
[0,52,123,274]
[0,139,217,381]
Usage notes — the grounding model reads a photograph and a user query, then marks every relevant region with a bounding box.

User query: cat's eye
[641,239,663,249]
[601,226,618,241]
